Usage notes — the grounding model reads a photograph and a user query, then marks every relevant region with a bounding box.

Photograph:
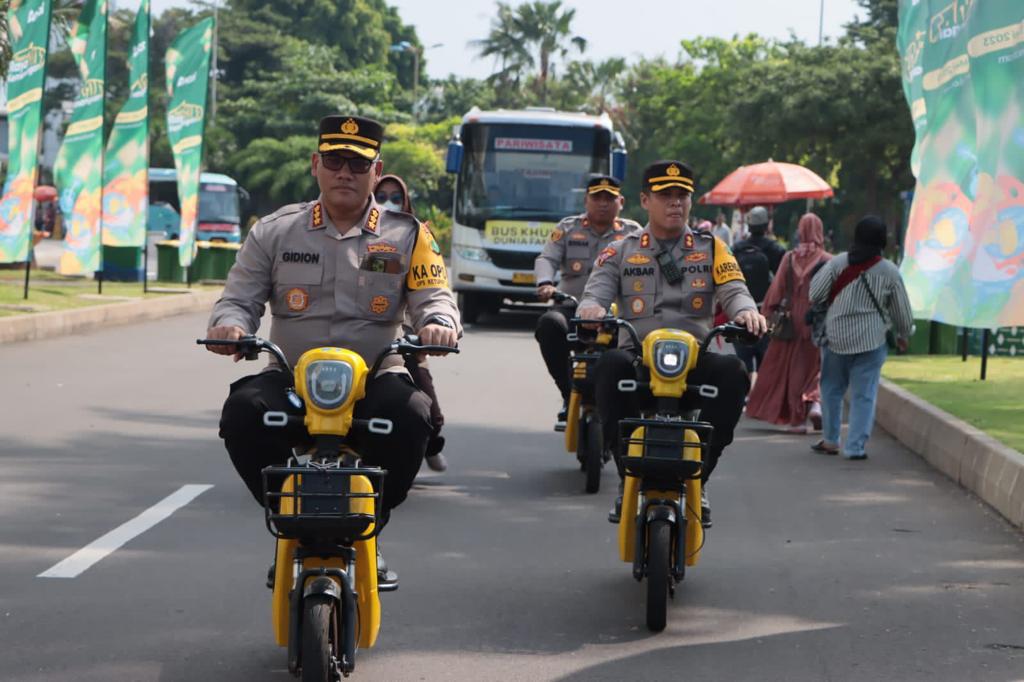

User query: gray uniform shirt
[209,197,461,371]
[580,225,757,345]
[534,215,643,300]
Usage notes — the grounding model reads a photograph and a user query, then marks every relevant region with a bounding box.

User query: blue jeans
[820,343,888,457]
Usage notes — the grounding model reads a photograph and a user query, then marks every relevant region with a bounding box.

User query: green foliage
[228,135,318,214]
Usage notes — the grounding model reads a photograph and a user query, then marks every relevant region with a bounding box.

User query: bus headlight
[454,246,490,262]
[305,360,354,410]
[652,340,689,379]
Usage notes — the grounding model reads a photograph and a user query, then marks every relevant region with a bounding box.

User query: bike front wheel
[645,518,671,632]
[302,595,339,682]
[583,412,603,494]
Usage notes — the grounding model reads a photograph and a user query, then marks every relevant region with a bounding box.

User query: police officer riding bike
[576,160,767,527]
[534,175,641,429]
[203,115,461,589]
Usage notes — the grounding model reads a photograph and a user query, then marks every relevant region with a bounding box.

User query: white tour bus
[445,107,627,322]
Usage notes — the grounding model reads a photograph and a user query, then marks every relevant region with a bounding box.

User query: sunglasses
[319,153,375,174]
[375,191,405,205]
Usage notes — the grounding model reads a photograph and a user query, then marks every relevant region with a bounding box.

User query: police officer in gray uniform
[577,160,767,526]
[534,175,641,426]
[204,115,461,586]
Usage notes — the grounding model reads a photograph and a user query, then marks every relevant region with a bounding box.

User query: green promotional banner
[0,0,52,264]
[102,0,149,247]
[165,17,213,267]
[54,0,107,274]
[898,1,1024,327]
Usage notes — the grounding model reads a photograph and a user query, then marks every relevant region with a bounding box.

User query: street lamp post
[390,41,443,119]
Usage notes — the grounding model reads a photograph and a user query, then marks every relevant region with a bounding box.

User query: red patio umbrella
[699,160,833,205]
[33,185,58,202]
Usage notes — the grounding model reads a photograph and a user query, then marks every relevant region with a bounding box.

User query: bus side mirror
[237,186,251,204]
[612,149,627,183]
[446,140,463,175]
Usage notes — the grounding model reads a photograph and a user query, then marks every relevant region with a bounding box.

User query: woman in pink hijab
[745,213,832,432]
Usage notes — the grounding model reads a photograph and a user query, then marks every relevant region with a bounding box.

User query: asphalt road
[1,309,1023,681]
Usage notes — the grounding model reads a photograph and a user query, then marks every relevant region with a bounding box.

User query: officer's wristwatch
[426,315,456,330]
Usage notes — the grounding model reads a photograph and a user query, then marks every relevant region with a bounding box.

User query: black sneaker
[607,481,624,523]
[700,487,712,529]
[554,401,569,432]
[377,546,399,592]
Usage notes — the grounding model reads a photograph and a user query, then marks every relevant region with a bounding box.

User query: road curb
[0,289,221,345]
[876,379,1024,529]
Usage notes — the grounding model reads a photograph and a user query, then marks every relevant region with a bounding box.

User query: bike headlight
[454,245,490,262]
[305,360,354,410]
[652,340,689,379]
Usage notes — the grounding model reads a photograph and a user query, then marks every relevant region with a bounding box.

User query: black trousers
[535,304,576,402]
[594,349,750,483]
[219,369,433,519]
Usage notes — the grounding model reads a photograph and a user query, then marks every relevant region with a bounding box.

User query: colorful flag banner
[898,1,1024,327]
[0,0,52,264]
[165,17,213,267]
[53,0,107,274]
[102,0,149,247]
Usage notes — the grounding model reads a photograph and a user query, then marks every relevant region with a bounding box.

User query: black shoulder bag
[858,272,896,349]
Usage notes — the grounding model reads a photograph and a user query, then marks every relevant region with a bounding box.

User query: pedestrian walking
[712,212,733,247]
[745,213,831,432]
[808,216,914,459]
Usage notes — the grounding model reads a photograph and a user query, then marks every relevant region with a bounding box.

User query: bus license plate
[512,272,535,285]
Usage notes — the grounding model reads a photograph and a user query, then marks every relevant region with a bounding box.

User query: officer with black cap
[204,115,462,588]
[534,175,641,428]
[578,160,767,527]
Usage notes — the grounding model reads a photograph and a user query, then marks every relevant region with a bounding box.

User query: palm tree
[471,0,586,105]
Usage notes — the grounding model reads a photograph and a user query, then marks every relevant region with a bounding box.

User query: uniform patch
[370,295,390,315]
[632,279,645,292]
[571,261,584,273]
[550,229,564,243]
[630,297,646,315]
[692,296,706,311]
[408,224,449,290]
[713,258,745,285]
[626,254,651,265]
[311,202,324,228]
[684,233,695,250]
[282,251,320,264]
[614,233,627,241]
[685,251,708,263]
[596,246,617,267]
[623,266,655,277]
[285,287,310,312]
[691,278,708,289]
[366,207,380,233]
[640,233,651,249]
[367,241,398,254]
[570,231,586,241]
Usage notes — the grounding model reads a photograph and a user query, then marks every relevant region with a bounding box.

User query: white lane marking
[37,484,214,579]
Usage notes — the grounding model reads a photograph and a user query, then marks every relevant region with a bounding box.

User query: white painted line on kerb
[38,484,214,579]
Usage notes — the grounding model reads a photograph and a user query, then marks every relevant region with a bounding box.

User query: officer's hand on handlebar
[417,323,458,355]
[576,302,607,329]
[537,284,556,302]
[734,309,768,336]
[204,325,248,361]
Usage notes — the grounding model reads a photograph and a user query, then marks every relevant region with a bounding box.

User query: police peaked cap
[318,115,384,159]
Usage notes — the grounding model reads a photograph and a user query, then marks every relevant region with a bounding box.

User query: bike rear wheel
[646,518,671,632]
[302,595,339,682]
[583,412,603,494]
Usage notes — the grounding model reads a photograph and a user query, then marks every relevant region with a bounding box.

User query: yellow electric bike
[198,334,456,680]
[553,292,616,493]
[608,319,756,631]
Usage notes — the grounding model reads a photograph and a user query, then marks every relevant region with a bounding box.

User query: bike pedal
[377,569,400,592]
[554,422,567,432]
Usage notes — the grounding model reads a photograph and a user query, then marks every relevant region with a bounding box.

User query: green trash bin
[155,240,186,283]
[906,319,931,355]
[206,242,240,280]
[190,242,214,281]
[101,245,143,282]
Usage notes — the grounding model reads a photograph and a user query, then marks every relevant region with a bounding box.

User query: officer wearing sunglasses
[206,114,462,587]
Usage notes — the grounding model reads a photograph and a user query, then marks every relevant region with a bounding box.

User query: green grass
[0,271,218,317]
[883,355,1024,453]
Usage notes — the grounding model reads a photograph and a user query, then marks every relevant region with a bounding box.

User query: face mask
[382,200,404,212]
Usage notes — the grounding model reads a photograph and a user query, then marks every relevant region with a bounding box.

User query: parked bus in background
[148,168,250,243]
[445,107,627,323]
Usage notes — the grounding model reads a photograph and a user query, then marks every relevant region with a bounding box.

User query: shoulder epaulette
[261,202,308,225]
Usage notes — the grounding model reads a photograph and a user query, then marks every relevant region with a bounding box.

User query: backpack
[732,242,772,302]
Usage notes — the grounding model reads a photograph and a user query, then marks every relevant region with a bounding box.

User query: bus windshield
[198,183,240,223]
[455,123,611,229]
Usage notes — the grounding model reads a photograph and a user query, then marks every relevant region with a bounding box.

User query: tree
[228,135,317,214]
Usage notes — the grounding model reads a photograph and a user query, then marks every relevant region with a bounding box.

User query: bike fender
[646,504,676,525]
[303,576,342,601]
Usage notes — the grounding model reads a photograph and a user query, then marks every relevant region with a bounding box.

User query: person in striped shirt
[808,216,914,459]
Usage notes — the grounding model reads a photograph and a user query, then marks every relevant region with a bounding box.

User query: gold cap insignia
[667,164,681,177]
[599,179,610,186]
[341,118,360,135]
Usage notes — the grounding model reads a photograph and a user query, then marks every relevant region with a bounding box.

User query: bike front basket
[262,463,386,543]
[618,418,712,487]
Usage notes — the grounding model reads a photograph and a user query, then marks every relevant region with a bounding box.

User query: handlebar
[551,291,578,306]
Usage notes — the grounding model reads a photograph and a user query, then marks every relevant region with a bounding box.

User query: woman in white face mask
[374,174,413,214]
[373,174,450,473]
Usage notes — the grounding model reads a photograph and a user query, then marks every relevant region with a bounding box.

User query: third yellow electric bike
[608,319,756,631]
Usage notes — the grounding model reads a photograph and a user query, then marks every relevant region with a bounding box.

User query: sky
[144,0,866,80]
